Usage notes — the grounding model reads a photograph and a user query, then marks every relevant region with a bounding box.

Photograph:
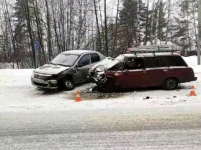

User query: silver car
[31,50,105,90]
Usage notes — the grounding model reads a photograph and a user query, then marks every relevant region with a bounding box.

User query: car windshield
[115,55,125,61]
[51,54,79,66]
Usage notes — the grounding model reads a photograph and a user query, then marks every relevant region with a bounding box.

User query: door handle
[163,69,168,72]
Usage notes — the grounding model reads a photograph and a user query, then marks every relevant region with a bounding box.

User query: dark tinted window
[145,57,160,68]
[169,56,186,66]
[90,53,100,63]
[124,58,144,70]
[145,57,168,68]
[160,57,168,67]
[78,54,90,66]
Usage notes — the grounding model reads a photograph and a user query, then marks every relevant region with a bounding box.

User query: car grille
[33,82,48,87]
[34,74,50,80]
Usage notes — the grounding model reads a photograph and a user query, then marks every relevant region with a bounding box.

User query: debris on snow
[144,96,151,100]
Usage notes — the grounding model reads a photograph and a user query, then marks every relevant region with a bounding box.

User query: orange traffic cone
[76,91,82,102]
[190,85,196,96]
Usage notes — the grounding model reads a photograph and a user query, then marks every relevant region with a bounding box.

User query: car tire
[163,78,178,90]
[103,78,115,92]
[62,79,75,91]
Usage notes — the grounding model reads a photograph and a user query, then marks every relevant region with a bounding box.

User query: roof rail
[127,45,181,55]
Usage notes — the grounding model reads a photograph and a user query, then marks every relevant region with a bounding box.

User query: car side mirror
[123,69,129,74]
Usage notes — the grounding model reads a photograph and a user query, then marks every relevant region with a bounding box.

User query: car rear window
[169,56,187,67]
[90,53,100,63]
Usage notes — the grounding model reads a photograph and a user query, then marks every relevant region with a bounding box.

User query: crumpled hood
[90,55,124,72]
[34,64,70,75]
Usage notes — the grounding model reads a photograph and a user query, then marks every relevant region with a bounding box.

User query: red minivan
[88,53,197,91]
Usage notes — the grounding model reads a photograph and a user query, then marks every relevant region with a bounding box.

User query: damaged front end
[88,55,124,90]
[88,66,107,87]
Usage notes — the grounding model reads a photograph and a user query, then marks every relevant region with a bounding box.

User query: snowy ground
[0,56,200,112]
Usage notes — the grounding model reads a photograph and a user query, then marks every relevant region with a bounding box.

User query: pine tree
[119,0,147,47]
[14,0,36,68]
[171,17,191,54]
[189,0,198,49]
[181,0,192,51]
[171,0,194,52]
[152,0,167,44]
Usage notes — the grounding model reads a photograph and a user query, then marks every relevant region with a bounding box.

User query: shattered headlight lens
[97,72,105,79]
[100,73,105,78]
[95,65,105,72]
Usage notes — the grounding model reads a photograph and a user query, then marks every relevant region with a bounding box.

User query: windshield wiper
[49,62,56,65]
[54,63,69,67]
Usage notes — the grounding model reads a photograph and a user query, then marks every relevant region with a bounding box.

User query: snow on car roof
[62,50,96,55]
[123,52,180,58]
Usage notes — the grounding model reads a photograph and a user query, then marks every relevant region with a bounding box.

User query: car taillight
[189,68,195,76]
[127,49,132,53]
[174,51,180,55]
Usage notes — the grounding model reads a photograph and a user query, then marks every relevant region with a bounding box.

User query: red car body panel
[105,66,196,89]
[112,70,147,89]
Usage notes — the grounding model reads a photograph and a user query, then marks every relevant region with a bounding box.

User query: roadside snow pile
[192,65,201,74]
[183,56,199,66]
[182,56,201,73]
[0,63,18,69]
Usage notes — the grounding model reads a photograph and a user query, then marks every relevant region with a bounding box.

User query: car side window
[144,57,160,68]
[124,58,144,70]
[160,57,168,67]
[169,56,187,67]
[145,57,168,68]
[78,54,90,66]
[90,53,100,63]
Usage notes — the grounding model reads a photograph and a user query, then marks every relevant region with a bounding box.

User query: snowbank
[183,56,199,66]
[182,56,201,73]
[0,63,18,69]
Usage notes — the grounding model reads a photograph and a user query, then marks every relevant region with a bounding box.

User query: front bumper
[88,75,107,87]
[31,77,58,89]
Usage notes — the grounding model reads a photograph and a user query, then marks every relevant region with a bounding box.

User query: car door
[115,58,146,89]
[144,57,168,87]
[76,54,92,83]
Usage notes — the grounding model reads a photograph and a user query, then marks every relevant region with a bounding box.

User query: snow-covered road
[0,56,201,150]
[0,56,200,112]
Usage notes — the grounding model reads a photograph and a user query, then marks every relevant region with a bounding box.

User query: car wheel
[163,78,178,90]
[103,78,115,92]
[62,79,75,91]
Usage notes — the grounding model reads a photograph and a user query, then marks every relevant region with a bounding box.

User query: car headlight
[59,70,68,76]
[31,71,35,78]
[96,65,105,72]
[51,74,59,79]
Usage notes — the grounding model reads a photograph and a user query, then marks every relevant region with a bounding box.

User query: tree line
[0,0,199,69]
